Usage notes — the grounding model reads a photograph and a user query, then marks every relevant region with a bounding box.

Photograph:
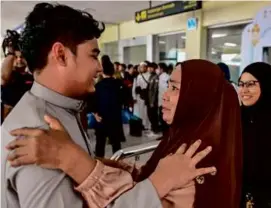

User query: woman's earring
[195,176,205,184]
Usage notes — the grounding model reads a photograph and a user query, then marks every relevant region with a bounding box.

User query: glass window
[263,47,271,64]
[123,45,146,65]
[207,24,247,83]
[103,41,119,62]
[154,32,186,65]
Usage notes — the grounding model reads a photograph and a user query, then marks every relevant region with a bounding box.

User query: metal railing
[110,140,160,161]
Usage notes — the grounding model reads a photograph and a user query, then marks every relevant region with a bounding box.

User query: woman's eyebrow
[169,79,180,84]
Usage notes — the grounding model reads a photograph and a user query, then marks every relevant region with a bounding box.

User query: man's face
[140,65,147,73]
[148,66,154,73]
[14,51,27,69]
[62,38,102,97]
[114,63,119,72]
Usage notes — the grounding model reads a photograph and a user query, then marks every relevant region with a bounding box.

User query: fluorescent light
[212,51,217,54]
[212,33,227,38]
[224,42,237,47]
[159,41,166,44]
[181,36,186,39]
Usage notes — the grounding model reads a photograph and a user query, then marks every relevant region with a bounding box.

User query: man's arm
[1,55,15,86]
[108,179,162,208]
[132,77,137,101]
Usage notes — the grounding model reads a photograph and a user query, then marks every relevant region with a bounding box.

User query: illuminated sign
[135,1,202,23]
[187,17,198,30]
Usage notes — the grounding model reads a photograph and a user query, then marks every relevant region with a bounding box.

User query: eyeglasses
[238,80,259,88]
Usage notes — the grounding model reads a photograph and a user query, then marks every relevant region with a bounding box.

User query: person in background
[127,64,133,72]
[113,61,122,80]
[217,62,238,89]
[93,55,124,157]
[114,61,120,72]
[123,64,134,110]
[132,61,151,130]
[119,63,126,79]
[1,30,33,122]
[157,62,169,132]
[167,63,174,75]
[146,62,160,137]
[238,62,271,208]
[217,62,240,104]
[133,64,139,78]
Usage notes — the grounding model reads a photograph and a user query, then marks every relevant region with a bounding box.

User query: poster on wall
[241,6,271,71]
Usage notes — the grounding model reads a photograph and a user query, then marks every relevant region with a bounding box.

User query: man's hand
[149,140,216,198]
[93,113,102,123]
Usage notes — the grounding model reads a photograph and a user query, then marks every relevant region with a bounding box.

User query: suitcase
[129,115,143,137]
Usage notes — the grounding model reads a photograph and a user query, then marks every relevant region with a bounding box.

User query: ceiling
[1,1,167,36]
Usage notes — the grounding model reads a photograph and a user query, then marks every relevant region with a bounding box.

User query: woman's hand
[149,140,216,198]
[93,113,102,123]
[7,115,75,169]
[6,115,96,184]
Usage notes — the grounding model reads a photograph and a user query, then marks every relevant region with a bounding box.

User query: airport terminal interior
[1,1,271,207]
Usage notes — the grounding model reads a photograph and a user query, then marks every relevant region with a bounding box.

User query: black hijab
[240,62,271,200]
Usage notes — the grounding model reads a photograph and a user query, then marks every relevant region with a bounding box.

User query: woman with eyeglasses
[238,62,271,208]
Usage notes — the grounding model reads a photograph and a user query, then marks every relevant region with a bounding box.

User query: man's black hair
[144,60,150,66]
[128,64,133,69]
[101,55,114,76]
[20,3,105,73]
[151,62,158,69]
[158,62,168,73]
[114,62,120,66]
[121,63,126,70]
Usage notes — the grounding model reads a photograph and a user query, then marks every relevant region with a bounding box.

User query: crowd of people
[1,2,271,208]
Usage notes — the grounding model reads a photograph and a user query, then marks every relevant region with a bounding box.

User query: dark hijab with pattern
[137,59,243,208]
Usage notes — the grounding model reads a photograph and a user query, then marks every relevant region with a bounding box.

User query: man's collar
[30,82,85,112]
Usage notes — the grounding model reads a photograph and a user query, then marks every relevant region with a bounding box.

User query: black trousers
[147,105,159,133]
[95,123,122,158]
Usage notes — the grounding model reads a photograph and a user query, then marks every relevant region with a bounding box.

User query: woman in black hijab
[238,62,271,208]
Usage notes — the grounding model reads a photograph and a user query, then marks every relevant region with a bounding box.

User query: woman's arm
[7,115,216,208]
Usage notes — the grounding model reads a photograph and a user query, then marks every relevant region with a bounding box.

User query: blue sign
[187,17,198,31]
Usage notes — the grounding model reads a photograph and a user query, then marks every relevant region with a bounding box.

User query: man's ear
[51,42,67,66]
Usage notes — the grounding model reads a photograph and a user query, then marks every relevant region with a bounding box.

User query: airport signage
[135,1,202,23]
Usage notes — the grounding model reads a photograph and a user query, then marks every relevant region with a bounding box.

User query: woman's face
[162,66,181,124]
[238,72,261,106]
